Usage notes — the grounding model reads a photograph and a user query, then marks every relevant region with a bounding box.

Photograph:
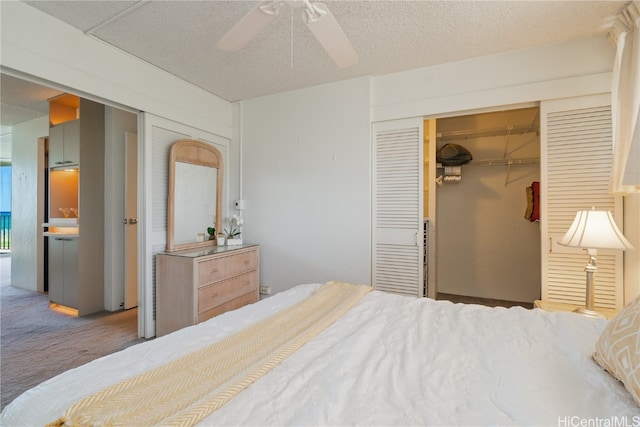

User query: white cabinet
[49,119,80,168]
[48,236,79,309]
[45,96,105,316]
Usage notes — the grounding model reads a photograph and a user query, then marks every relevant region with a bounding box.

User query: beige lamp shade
[558,210,633,250]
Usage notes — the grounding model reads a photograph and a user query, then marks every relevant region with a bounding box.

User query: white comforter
[2,283,638,426]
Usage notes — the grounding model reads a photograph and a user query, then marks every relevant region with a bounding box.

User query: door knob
[129,218,138,224]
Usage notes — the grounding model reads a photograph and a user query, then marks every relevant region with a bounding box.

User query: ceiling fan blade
[216,1,283,52]
[303,2,358,68]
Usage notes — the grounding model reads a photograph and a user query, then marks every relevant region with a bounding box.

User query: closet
[434,107,541,304]
[372,109,541,302]
[372,96,624,309]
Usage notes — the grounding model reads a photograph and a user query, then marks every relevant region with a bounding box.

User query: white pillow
[593,295,640,407]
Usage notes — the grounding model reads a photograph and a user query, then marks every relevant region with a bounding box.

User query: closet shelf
[436,124,538,142]
[470,157,540,187]
[471,157,540,166]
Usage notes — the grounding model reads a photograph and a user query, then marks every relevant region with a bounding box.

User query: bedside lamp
[558,209,633,318]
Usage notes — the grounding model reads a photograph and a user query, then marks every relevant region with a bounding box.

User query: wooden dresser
[155,244,259,336]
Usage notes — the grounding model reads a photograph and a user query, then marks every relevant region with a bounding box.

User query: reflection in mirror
[173,163,216,245]
[167,139,223,252]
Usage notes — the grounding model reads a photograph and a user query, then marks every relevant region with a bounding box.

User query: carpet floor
[0,254,146,410]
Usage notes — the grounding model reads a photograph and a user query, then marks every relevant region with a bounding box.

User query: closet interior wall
[435,107,541,303]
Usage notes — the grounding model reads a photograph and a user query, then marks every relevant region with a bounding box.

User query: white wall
[241,77,371,293]
[229,103,243,214]
[10,117,48,291]
[372,37,615,122]
[0,132,11,162]
[104,107,138,311]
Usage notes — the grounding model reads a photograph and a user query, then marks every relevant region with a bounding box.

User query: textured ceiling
[1,75,63,128]
[1,0,629,130]
[21,0,628,102]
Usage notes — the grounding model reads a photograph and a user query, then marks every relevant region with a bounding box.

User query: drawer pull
[209,292,219,298]
[210,268,218,273]
[243,259,250,264]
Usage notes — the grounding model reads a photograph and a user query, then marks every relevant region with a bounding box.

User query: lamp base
[573,306,606,319]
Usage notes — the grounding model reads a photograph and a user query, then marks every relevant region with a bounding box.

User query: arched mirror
[166,139,223,252]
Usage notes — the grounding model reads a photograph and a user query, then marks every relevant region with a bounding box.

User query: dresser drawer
[198,272,258,313]
[197,249,257,285]
[198,291,259,324]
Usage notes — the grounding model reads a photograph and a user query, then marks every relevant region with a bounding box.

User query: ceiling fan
[216,0,359,68]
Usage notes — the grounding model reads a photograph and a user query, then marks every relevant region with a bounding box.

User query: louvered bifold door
[541,94,624,310]
[372,118,424,297]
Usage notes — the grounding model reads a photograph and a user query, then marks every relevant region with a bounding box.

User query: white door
[372,118,424,297]
[124,131,138,309]
[541,93,624,310]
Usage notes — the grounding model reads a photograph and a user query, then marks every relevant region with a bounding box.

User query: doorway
[371,106,541,306]
[433,107,541,305]
[3,74,142,322]
[104,107,139,313]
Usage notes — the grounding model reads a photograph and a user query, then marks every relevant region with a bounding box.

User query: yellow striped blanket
[47,281,370,427]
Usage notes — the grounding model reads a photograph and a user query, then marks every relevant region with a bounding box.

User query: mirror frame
[166,139,223,252]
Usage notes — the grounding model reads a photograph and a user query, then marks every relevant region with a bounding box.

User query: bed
[2,282,639,426]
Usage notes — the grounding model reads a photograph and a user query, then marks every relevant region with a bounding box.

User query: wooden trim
[166,139,224,252]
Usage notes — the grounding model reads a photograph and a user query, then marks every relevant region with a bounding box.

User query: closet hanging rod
[471,157,540,166]
[436,124,538,142]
